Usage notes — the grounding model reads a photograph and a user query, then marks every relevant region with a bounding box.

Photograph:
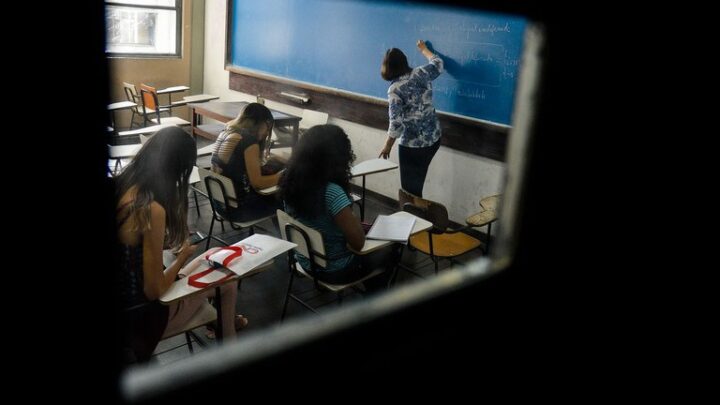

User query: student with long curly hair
[279,124,399,290]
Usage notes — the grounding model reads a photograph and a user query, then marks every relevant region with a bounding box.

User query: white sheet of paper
[366,214,416,242]
[207,234,296,276]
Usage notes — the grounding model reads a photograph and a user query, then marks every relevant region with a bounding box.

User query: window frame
[105,0,182,58]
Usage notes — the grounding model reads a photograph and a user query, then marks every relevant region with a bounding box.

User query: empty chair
[272,109,329,148]
[399,188,483,274]
[122,82,146,130]
[139,83,191,127]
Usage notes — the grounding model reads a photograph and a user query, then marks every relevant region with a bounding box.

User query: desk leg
[486,222,492,254]
[167,94,173,115]
[109,111,116,134]
[191,107,199,142]
[361,175,366,221]
[291,124,299,146]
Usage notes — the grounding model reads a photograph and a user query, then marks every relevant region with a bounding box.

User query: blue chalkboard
[229,0,526,125]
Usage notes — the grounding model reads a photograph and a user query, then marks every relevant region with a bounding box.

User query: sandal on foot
[205,315,249,339]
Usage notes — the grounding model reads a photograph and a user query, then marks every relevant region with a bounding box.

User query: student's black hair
[279,124,356,218]
[381,48,412,81]
[114,126,197,248]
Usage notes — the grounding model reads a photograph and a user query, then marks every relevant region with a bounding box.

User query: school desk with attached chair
[108,143,142,174]
[107,100,136,134]
[277,209,431,319]
[399,188,484,275]
[159,258,274,343]
[139,84,191,127]
[156,85,189,115]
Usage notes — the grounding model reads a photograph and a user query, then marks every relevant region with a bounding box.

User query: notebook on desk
[366,215,416,243]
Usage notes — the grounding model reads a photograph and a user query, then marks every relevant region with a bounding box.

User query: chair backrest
[123,82,140,108]
[198,166,239,208]
[299,109,329,130]
[398,188,449,232]
[139,83,159,110]
[276,209,327,268]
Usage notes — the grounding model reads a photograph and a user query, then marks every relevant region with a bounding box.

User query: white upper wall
[203,1,505,225]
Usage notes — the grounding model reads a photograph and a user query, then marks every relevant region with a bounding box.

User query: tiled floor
[117,132,487,366]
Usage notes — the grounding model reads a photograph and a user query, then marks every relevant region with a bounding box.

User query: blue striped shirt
[387,55,444,147]
[290,183,354,273]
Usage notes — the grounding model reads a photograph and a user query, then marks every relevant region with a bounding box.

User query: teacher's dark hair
[279,124,356,217]
[381,48,412,81]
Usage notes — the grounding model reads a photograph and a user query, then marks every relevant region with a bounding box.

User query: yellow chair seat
[409,231,482,258]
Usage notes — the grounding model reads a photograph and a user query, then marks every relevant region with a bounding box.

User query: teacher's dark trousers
[398,140,441,197]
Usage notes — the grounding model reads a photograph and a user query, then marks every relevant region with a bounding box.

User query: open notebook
[366,214,416,243]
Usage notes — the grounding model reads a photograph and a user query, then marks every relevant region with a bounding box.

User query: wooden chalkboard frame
[224,1,509,162]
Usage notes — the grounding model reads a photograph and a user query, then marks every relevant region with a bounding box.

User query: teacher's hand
[379,145,391,159]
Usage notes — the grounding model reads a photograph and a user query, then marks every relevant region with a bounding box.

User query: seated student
[115,127,247,362]
[278,124,400,291]
[211,102,283,222]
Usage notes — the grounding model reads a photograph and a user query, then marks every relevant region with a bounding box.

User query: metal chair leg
[486,222,492,254]
[185,332,194,354]
[193,190,201,218]
[206,217,215,250]
[280,269,296,321]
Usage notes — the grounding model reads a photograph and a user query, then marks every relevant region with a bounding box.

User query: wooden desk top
[108,144,142,159]
[189,166,200,184]
[351,158,398,177]
[480,195,500,211]
[108,101,136,111]
[196,143,215,157]
[117,124,175,136]
[151,116,190,126]
[172,94,220,106]
[257,185,278,195]
[466,209,497,227]
[188,101,300,124]
[159,260,273,304]
[157,85,190,94]
[269,147,293,163]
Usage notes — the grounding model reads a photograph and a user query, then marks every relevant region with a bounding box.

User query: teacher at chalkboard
[378,39,444,197]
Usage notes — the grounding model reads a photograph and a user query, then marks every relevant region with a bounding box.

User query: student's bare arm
[333,206,365,251]
[143,202,195,300]
[245,144,282,189]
